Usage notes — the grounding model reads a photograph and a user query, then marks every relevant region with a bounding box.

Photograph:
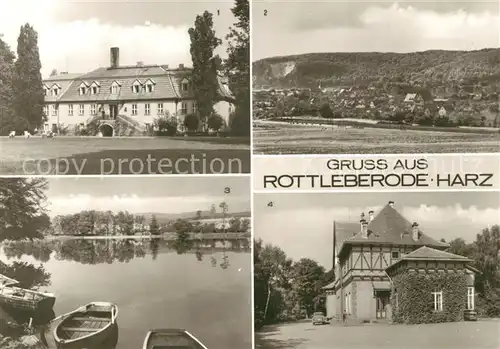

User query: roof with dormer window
[337,203,448,258]
[42,64,233,102]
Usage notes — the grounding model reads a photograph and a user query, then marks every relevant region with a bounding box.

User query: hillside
[138,211,251,224]
[253,49,500,89]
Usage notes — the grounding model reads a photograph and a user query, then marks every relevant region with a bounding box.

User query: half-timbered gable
[324,201,449,322]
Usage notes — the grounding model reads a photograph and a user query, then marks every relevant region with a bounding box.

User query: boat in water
[0,284,56,313]
[143,328,208,349]
[52,301,118,348]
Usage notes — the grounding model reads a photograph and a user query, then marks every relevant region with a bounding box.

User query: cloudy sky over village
[0,0,236,77]
[254,191,500,268]
[253,0,499,60]
[45,176,250,216]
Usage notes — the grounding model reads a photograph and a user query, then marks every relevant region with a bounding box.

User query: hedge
[391,271,467,324]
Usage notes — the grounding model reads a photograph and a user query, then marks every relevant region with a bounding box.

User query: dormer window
[90,81,100,95]
[110,81,121,94]
[79,82,89,95]
[51,84,61,97]
[181,79,189,92]
[132,80,142,94]
[144,79,155,93]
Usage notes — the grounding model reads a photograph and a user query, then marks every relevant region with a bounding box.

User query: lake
[0,238,252,349]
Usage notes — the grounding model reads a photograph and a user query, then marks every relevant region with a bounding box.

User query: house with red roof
[323,201,477,324]
[42,47,235,136]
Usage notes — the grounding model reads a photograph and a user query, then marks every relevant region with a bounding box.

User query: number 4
[267,201,273,207]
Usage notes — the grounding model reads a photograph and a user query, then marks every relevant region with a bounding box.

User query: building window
[91,104,97,115]
[132,104,137,116]
[147,84,154,93]
[181,102,187,114]
[43,106,48,116]
[392,251,400,260]
[91,86,98,95]
[52,88,59,96]
[111,85,119,94]
[432,291,443,312]
[467,287,474,310]
[79,87,86,95]
[51,105,58,116]
[68,104,73,116]
[157,103,163,115]
[132,82,141,94]
[43,88,47,96]
[79,104,84,116]
[145,103,150,116]
[182,82,188,91]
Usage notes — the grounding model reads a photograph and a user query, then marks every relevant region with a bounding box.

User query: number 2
[264,9,268,16]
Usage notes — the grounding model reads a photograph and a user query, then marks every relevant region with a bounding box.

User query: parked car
[464,309,478,321]
[312,312,328,325]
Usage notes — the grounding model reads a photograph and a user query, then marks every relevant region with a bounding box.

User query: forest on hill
[253,49,500,89]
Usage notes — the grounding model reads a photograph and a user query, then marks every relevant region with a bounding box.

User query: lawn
[0,136,250,175]
[256,319,500,349]
[253,121,500,154]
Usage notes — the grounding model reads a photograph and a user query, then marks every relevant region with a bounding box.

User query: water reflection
[0,235,250,347]
[1,235,250,267]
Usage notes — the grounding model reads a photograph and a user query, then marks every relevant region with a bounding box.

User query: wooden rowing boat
[142,329,208,349]
[0,285,56,313]
[53,302,118,348]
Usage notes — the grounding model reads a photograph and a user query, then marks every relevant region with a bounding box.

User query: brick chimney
[360,212,365,221]
[178,63,184,69]
[412,222,419,241]
[361,220,368,238]
[110,47,119,69]
[388,201,395,208]
[368,210,374,222]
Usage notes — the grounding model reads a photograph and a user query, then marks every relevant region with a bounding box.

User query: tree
[319,103,334,118]
[77,211,95,235]
[207,112,225,131]
[13,23,45,131]
[226,0,250,136]
[291,258,326,317]
[196,210,202,220]
[149,214,160,235]
[0,35,16,135]
[183,113,200,132]
[0,178,48,240]
[188,11,221,126]
[254,239,293,326]
[49,68,58,77]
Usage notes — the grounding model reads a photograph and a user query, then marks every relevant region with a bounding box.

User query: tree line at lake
[254,225,500,330]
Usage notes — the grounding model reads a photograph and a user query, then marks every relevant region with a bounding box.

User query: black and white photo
[0,176,252,349]
[0,0,250,174]
[252,1,500,154]
[254,191,500,349]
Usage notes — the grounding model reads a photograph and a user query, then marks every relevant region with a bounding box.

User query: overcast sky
[254,191,500,268]
[0,0,236,78]
[253,0,499,60]
[45,176,250,216]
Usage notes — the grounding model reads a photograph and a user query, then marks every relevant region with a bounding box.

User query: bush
[154,116,178,136]
[207,112,225,131]
[319,103,334,118]
[184,113,200,132]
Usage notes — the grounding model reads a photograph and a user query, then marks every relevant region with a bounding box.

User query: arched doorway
[100,123,114,137]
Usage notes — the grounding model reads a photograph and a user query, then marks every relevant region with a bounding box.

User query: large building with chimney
[42,47,235,136]
[323,201,477,324]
